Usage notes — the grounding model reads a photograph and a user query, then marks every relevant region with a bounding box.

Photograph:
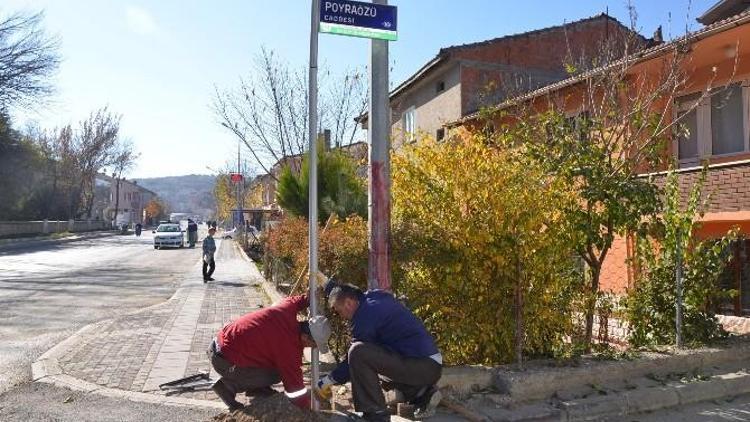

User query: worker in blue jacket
[315,282,442,422]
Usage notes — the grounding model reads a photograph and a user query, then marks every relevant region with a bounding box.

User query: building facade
[453,2,750,320]
[98,175,156,226]
[362,14,647,147]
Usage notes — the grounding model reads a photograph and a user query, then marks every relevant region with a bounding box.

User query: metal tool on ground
[158,372,213,396]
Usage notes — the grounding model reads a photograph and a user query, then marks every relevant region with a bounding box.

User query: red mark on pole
[369,161,391,291]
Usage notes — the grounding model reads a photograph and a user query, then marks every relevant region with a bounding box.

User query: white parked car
[153,223,185,249]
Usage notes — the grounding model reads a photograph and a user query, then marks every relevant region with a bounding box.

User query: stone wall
[0,220,109,238]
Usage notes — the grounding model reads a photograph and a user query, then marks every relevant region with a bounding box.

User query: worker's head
[328,284,362,320]
[299,317,331,353]
[208,227,216,236]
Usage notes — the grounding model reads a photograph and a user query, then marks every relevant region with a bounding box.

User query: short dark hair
[328,284,362,308]
[299,321,310,336]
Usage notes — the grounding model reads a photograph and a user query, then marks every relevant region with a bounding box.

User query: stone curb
[29,244,229,412]
[559,370,750,421]
[493,341,750,404]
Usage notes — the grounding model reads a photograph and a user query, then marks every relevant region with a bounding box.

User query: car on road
[153,223,185,249]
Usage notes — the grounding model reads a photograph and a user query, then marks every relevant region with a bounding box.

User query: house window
[673,83,750,167]
[717,239,750,316]
[403,106,416,142]
[436,81,445,93]
[675,93,700,164]
[436,128,445,141]
[711,83,744,155]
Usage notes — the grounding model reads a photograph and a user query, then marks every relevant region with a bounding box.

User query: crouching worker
[316,282,442,422]
[208,294,331,411]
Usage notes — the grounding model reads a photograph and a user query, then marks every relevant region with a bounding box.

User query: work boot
[212,380,243,411]
[411,385,442,419]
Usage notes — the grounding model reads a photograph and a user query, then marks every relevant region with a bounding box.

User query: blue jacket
[330,290,439,384]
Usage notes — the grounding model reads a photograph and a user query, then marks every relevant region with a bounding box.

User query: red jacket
[217,295,310,408]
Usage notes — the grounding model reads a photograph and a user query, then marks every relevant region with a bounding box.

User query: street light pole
[308,0,321,410]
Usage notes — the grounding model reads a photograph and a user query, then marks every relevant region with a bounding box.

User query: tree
[626,169,737,347]
[275,142,366,223]
[109,140,139,225]
[212,158,257,224]
[213,173,234,222]
[213,47,366,177]
[391,135,580,365]
[0,10,60,108]
[144,198,167,224]
[0,111,49,219]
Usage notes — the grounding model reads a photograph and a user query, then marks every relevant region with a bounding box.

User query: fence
[0,220,110,238]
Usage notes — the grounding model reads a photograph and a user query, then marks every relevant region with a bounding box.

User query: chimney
[652,26,663,44]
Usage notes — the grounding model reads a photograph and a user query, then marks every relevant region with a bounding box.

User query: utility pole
[237,140,242,244]
[368,0,391,291]
[675,230,684,349]
[307,0,321,410]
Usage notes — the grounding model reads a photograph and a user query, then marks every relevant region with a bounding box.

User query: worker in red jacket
[208,295,330,410]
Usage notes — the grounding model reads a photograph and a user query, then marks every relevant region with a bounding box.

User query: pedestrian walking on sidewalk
[316,282,443,422]
[187,219,198,247]
[202,227,217,282]
[208,295,331,411]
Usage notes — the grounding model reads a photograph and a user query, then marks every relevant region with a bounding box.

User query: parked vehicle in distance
[222,227,238,239]
[153,223,184,249]
[222,226,260,240]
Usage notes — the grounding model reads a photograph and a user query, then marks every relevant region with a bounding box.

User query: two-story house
[98,174,156,226]
[453,1,750,322]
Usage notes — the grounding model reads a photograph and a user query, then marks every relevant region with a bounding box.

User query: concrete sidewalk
[31,239,271,409]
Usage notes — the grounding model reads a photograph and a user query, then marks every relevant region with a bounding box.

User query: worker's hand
[314,374,334,401]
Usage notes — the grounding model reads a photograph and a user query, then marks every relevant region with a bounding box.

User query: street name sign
[319,0,397,41]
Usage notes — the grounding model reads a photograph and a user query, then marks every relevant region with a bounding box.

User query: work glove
[314,374,335,401]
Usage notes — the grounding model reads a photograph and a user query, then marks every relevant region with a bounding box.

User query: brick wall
[650,161,750,213]
[455,15,641,114]
[601,161,750,294]
[599,235,632,294]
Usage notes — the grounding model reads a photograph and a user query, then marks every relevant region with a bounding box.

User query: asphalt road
[0,230,209,420]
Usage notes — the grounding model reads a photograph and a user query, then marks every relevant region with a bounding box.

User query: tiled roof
[455,10,750,125]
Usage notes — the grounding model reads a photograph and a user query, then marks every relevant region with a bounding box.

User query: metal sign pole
[368,0,391,291]
[675,230,683,349]
[308,0,321,410]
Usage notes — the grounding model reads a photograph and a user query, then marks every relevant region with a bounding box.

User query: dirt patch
[211,394,328,422]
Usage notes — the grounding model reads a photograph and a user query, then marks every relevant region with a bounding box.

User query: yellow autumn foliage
[391,134,584,365]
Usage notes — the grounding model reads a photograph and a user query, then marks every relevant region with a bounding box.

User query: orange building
[452,2,750,318]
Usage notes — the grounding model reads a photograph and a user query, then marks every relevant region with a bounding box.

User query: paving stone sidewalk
[46,239,269,405]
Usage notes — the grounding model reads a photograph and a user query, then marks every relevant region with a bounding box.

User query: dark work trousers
[202,256,215,280]
[208,341,281,395]
[348,342,442,414]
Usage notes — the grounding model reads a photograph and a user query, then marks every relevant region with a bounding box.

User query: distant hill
[134,174,216,218]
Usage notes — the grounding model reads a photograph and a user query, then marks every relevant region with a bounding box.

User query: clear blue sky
[4,0,715,178]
